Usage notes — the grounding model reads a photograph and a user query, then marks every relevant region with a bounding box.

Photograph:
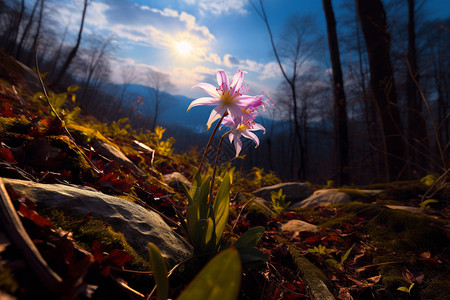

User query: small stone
[280,220,319,233]
[163,172,191,190]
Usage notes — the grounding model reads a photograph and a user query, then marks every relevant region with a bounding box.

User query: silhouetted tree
[322,0,350,185]
[145,70,175,131]
[53,0,89,86]
[356,0,407,181]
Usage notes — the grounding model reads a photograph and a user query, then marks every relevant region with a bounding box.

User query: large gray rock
[3,178,193,266]
[291,189,351,208]
[252,182,313,206]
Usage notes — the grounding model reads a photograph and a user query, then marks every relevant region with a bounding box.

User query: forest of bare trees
[0,0,448,184]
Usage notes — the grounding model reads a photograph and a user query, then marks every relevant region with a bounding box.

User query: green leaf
[397,286,410,294]
[67,85,79,93]
[340,244,355,265]
[233,226,265,248]
[213,173,230,243]
[176,249,242,300]
[148,243,168,300]
[236,246,268,269]
[197,176,211,220]
[192,218,215,253]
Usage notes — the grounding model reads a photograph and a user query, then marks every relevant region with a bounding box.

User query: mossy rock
[40,208,151,291]
[330,202,449,298]
[46,135,95,179]
[337,188,371,201]
[66,123,110,146]
[335,202,448,252]
[0,116,32,136]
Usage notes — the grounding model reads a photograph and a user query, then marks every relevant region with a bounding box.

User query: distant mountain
[107,83,213,133]
[103,82,304,152]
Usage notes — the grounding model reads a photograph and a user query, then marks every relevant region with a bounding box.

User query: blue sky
[53,0,450,100]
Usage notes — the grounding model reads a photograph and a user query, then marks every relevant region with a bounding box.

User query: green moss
[41,208,149,271]
[0,116,32,135]
[47,135,94,177]
[326,202,449,298]
[318,213,357,229]
[421,277,450,300]
[337,188,370,201]
[66,123,110,146]
[0,265,19,295]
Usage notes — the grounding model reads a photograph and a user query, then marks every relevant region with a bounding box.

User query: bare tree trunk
[27,0,44,65]
[15,0,39,60]
[53,0,89,86]
[406,0,429,175]
[356,0,407,181]
[253,0,306,180]
[322,0,350,186]
[7,0,25,53]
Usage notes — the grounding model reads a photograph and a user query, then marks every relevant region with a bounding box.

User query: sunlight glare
[175,41,192,57]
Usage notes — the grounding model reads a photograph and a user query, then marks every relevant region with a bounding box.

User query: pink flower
[221,112,266,157]
[188,69,262,130]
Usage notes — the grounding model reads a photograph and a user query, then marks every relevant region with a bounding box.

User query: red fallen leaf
[98,172,133,192]
[66,254,94,280]
[91,240,103,264]
[284,212,297,219]
[149,184,159,193]
[103,249,133,267]
[305,235,321,245]
[101,265,112,277]
[0,147,17,164]
[19,203,52,227]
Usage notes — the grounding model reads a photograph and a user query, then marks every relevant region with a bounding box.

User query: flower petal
[250,123,266,133]
[206,105,226,130]
[242,131,260,147]
[193,82,220,98]
[235,95,260,107]
[227,104,244,123]
[216,70,229,91]
[234,137,242,157]
[187,97,220,111]
[230,70,243,94]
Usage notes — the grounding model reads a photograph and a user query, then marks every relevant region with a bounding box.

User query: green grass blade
[233,226,265,248]
[148,243,169,300]
[213,173,230,244]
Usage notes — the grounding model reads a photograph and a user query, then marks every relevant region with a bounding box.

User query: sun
[175,41,192,57]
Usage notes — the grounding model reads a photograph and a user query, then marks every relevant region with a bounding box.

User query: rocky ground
[0,49,449,299]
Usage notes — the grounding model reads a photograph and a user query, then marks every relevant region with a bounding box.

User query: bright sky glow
[175,41,193,57]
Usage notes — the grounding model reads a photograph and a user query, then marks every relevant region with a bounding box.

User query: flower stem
[197,113,227,174]
[208,130,231,204]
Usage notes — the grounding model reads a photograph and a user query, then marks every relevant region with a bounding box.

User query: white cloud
[223,54,263,72]
[183,0,249,15]
[259,61,283,80]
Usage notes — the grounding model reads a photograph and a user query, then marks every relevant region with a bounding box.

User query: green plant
[325,244,355,270]
[307,244,327,255]
[397,283,414,295]
[270,188,290,215]
[420,199,438,210]
[33,85,79,116]
[181,171,231,254]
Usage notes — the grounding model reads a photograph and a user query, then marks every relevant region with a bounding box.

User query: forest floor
[0,50,449,300]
